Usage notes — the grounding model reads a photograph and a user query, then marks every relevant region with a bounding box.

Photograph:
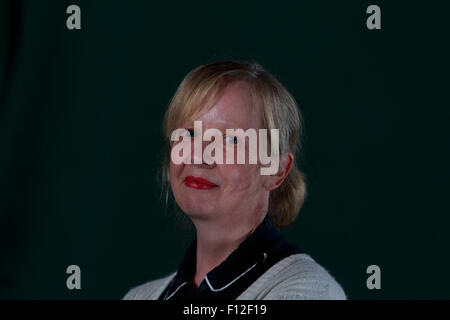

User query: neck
[191,212,266,288]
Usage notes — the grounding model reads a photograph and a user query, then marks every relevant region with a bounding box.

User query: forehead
[186,80,262,130]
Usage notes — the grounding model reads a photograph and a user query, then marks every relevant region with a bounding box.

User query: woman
[123,60,346,300]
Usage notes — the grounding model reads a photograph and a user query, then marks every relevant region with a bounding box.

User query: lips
[184,176,218,190]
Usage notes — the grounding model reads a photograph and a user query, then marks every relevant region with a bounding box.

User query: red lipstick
[184,176,218,190]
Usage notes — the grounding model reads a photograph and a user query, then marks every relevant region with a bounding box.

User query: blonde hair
[161,60,307,228]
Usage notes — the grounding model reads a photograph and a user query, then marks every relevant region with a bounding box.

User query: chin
[177,198,217,219]
[172,183,220,217]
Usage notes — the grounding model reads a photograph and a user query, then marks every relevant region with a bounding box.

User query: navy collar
[204,215,281,290]
[159,214,301,300]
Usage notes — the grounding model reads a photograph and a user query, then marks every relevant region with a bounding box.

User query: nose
[191,135,217,168]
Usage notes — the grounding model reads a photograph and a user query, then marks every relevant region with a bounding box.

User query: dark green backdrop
[1,0,449,299]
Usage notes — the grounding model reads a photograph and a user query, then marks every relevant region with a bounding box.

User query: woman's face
[169,80,272,225]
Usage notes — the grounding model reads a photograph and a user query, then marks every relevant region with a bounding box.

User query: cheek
[220,164,263,192]
[169,162,183,188]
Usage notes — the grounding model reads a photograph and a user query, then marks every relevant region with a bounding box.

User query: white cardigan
[123,253,347,300]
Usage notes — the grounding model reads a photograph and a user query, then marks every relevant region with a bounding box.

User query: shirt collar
[172,214,282,292]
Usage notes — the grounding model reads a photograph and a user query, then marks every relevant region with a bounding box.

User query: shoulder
[122,272,176,300]
[239,254,347,300]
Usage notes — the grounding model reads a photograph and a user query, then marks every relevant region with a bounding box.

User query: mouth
[184,176,218,190]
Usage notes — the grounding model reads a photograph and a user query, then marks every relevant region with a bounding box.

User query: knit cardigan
[123,253,347,300]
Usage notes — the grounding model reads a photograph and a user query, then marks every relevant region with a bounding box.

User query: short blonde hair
[162,60,307,228]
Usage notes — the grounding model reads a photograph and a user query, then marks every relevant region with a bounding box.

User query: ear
[263,153,294,191]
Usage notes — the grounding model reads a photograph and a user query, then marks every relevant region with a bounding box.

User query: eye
[181,128,194,137]
[225,135,238,145]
